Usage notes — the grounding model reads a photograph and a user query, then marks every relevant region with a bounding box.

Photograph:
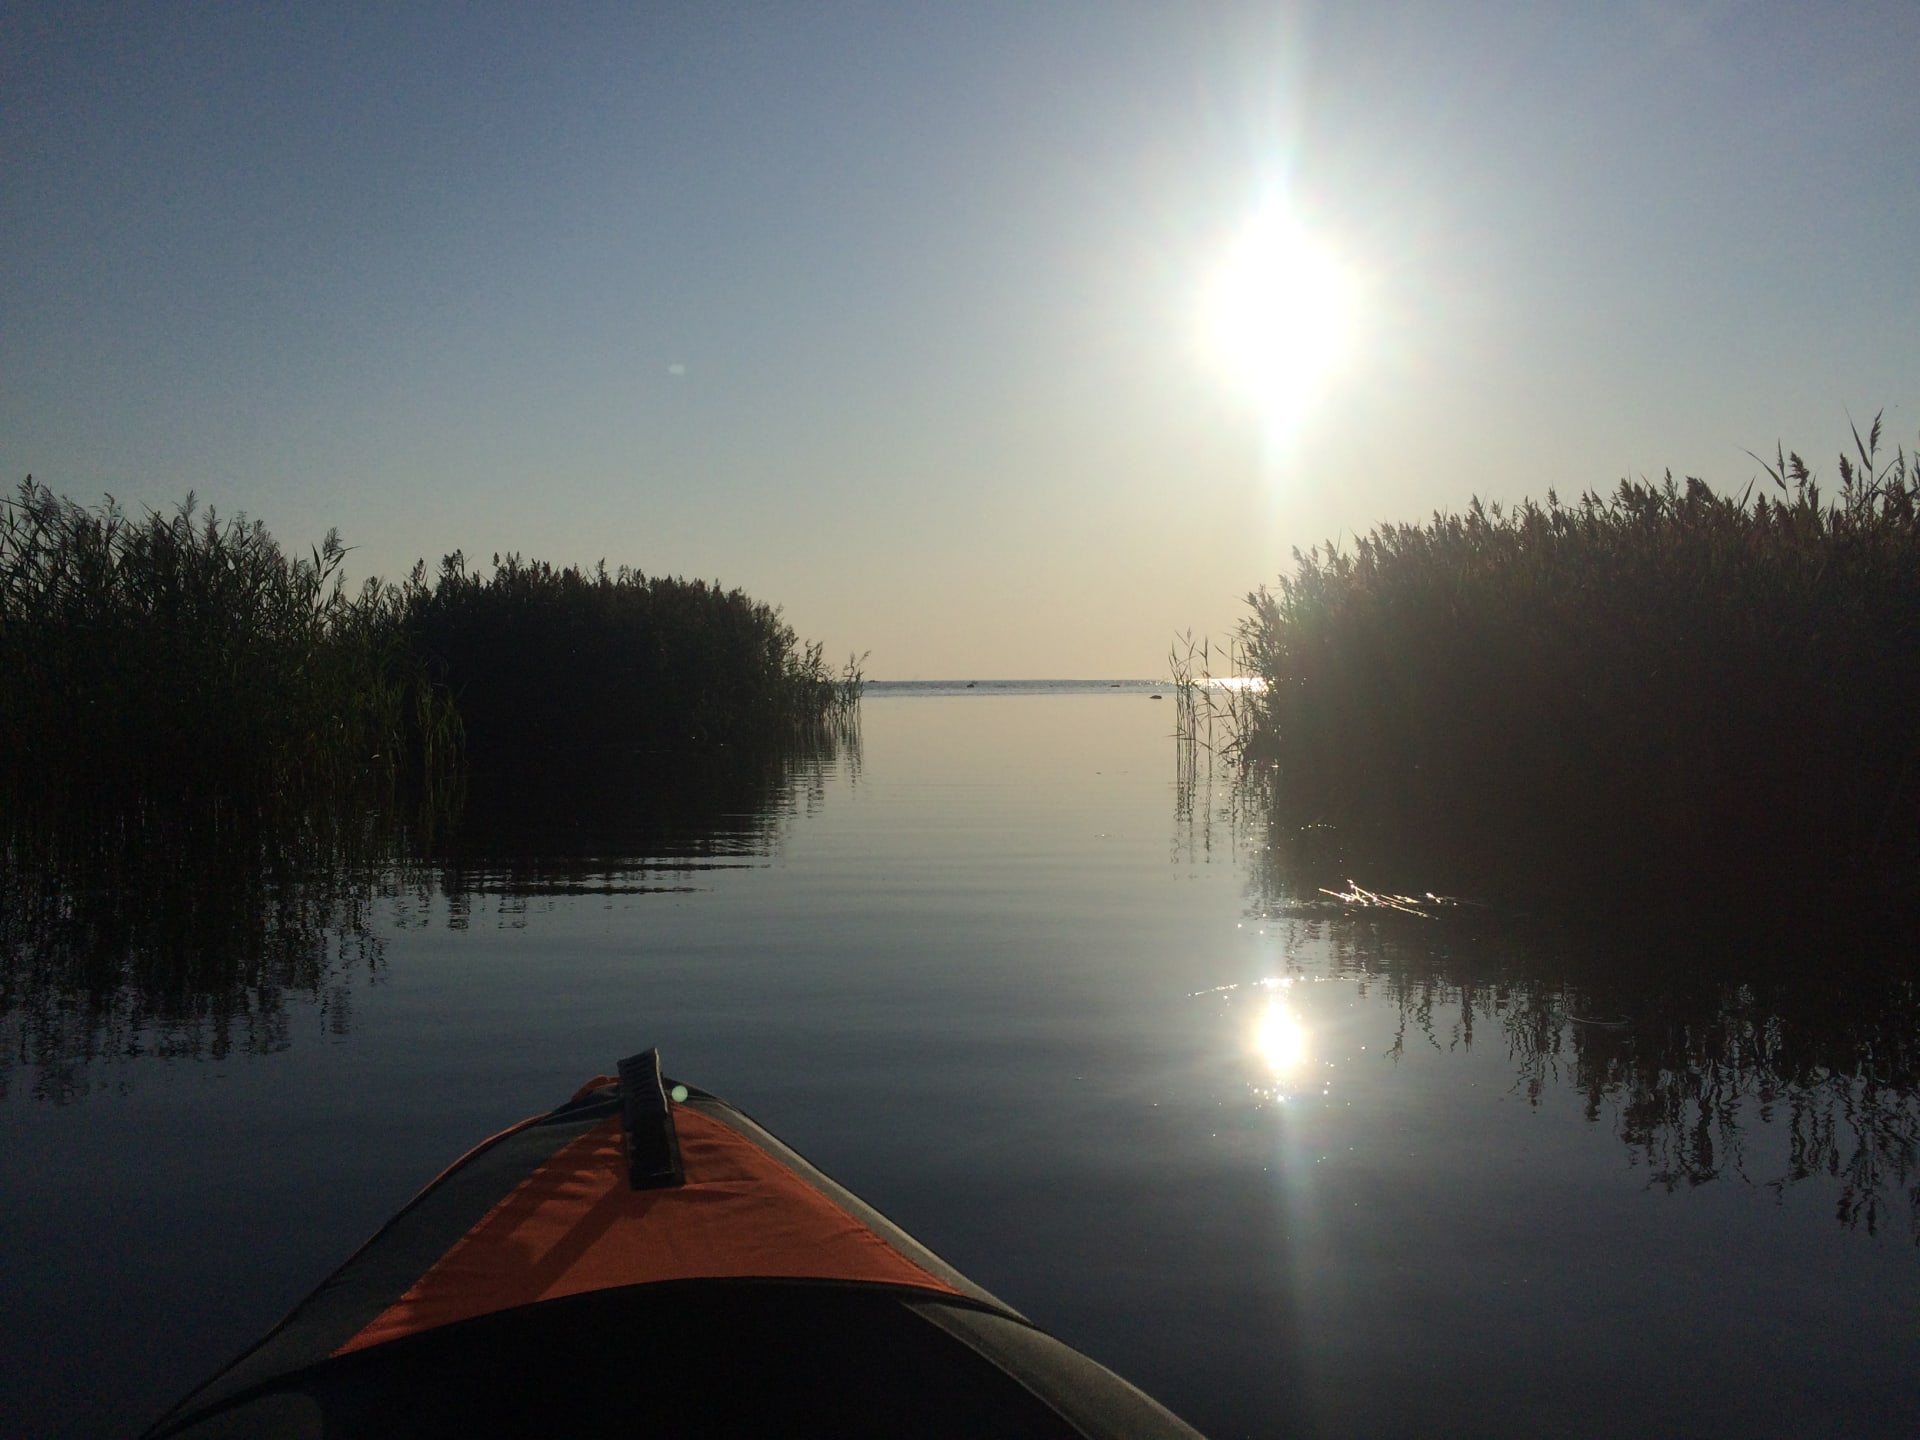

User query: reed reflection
[0,797,408,1102]
[1,728,856,1100]
[429,729,853,904]
[1194,759,1920,1243]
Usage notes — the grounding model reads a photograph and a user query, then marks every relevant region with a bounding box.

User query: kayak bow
[145,1050,1205,1439]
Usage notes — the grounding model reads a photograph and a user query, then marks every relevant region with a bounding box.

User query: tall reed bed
[405,551,863,766]
[0,481,861,811]
[0,480,457,823]
[0,481,425,1096]
[1228,415,1920,911]
[1,481,862,1090]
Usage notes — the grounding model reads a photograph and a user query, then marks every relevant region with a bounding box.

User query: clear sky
[5,3,1916,678]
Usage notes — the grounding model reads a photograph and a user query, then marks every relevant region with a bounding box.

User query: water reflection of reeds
[425,727,857,907]
[1,728,857,1100]
[1197,747,1920,1243]
[0,482,863,1098]
[1381,928,1911,1242]
[0,802,409,1101]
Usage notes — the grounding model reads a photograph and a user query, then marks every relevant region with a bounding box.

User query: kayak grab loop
[617,1047,685,1189]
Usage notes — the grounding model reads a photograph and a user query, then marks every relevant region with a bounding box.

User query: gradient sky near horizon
[5,3,1916,678]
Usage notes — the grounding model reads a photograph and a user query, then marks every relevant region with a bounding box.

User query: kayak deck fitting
[144,1050,1206,1439]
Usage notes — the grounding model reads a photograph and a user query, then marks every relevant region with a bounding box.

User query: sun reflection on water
[1253,980,1310,1080]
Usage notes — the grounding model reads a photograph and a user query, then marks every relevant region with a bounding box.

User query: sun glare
[1254,996,1309,1077]
[1202,204,1358,439]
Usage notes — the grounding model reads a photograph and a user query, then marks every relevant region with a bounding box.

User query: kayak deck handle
[617,1047,685,1190]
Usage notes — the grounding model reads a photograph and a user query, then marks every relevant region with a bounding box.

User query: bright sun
[1202,205,1359,437]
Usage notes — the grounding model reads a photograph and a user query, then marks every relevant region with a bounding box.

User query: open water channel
[3,684,1916,1438]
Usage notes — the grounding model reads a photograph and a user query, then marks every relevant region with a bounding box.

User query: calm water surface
[3,685,1916,1438]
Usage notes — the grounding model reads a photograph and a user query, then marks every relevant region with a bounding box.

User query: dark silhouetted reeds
[404,551,862,768]
[0,481,459,1096]
[0,482,863,1094]
[0,480,458,822]
[1228,414,1920,914]
[0,483,862,813]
